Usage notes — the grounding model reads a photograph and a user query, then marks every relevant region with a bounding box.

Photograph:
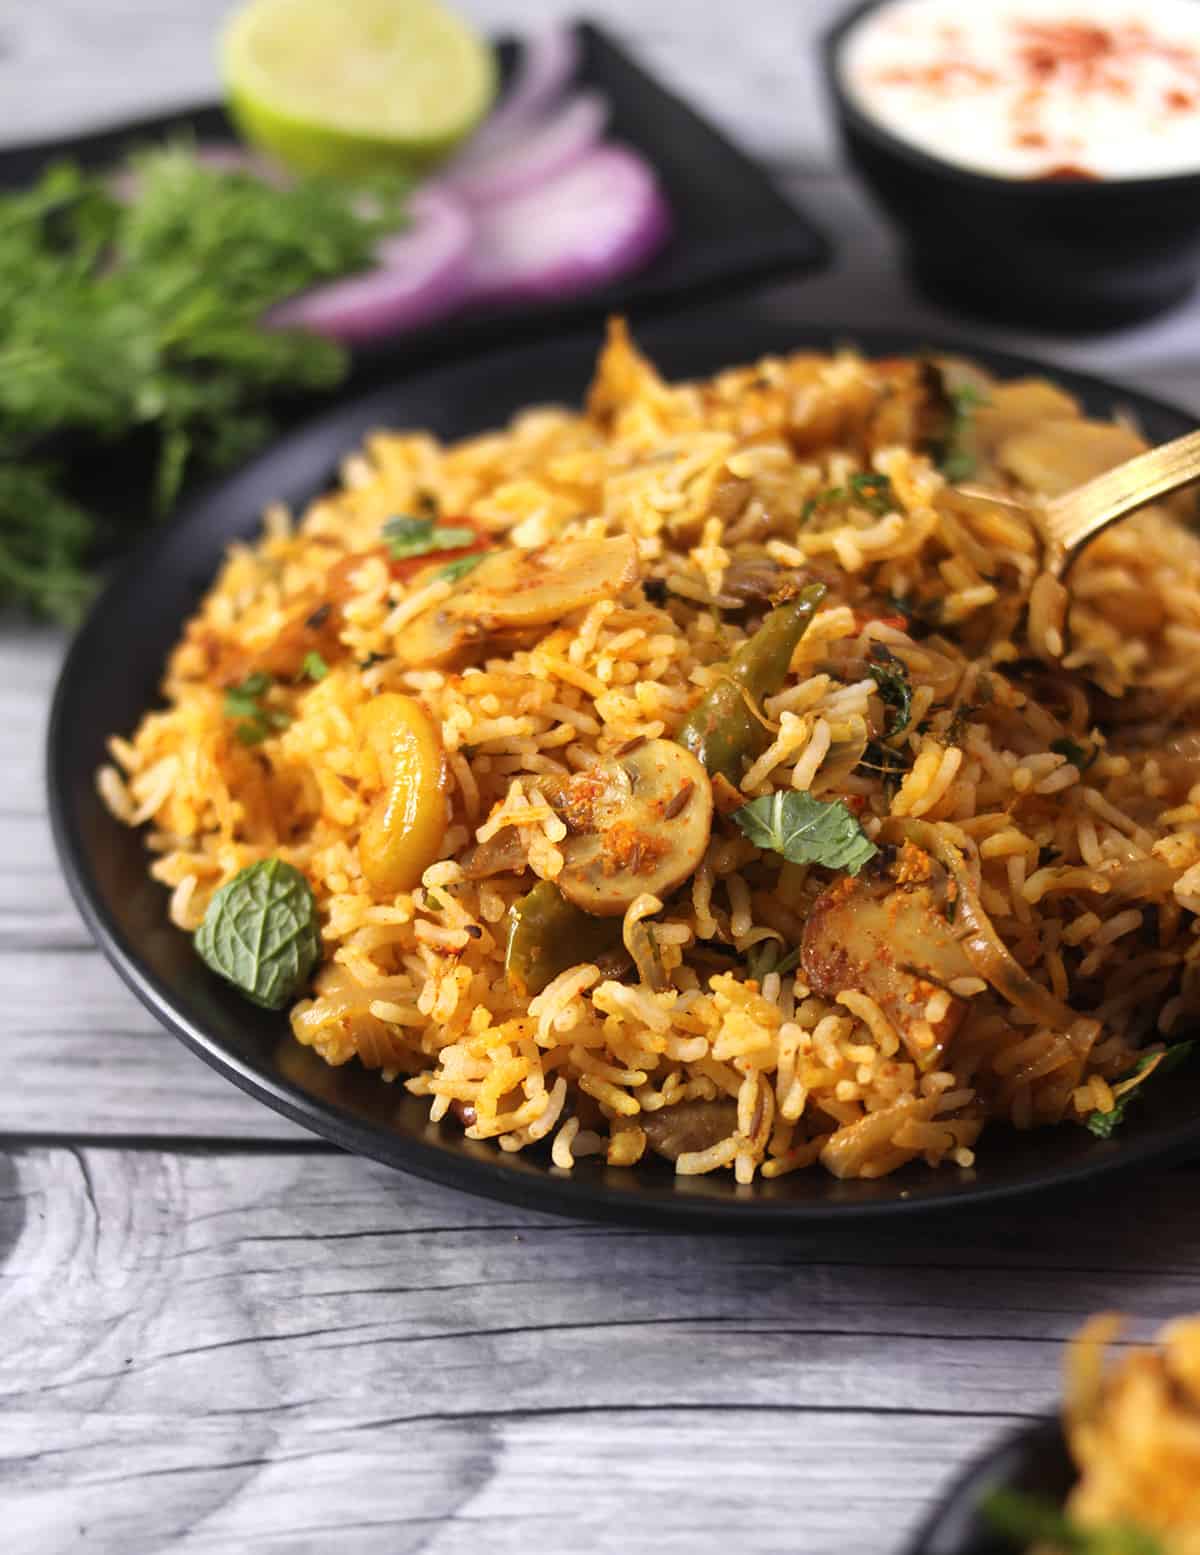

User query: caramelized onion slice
[884,818,1083,1032]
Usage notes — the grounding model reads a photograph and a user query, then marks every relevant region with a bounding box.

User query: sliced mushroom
[551,739,714,916]
[453,535,639,630]
[391,601,490,670]
[801,856,974,1067]
[391,535,639,670]
[641,1099,739,1162]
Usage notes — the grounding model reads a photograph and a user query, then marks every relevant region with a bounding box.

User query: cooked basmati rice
[99,323,1200,1182]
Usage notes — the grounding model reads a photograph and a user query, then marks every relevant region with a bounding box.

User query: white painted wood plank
[4,1147,1197,1555]
[0,948,305,1139]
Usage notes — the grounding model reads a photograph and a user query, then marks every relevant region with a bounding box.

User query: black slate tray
[1,21,831,382]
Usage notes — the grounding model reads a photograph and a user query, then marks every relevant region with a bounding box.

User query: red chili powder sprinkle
[865,12,1200,169]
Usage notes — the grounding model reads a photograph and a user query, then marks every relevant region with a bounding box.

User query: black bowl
[822,0,1200,329]
[906,1418,1071,1555]
[46,304,1200,1227]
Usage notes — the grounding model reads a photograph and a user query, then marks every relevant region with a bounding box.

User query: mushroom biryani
[99,323,1200,1182]
[986,1314,1200,1553]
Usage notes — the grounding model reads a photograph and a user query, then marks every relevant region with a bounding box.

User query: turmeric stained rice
[99,323,1200,1182]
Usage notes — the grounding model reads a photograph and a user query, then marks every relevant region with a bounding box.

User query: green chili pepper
[678,582,827,783]
[504,880,626,996]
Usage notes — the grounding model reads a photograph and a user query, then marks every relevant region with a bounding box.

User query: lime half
[222,0,497,177]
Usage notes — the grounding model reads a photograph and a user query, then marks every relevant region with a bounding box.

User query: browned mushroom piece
[392,535,640,671]
[551,739,714,916]
[801,852,974,1067]
[391,601,489,670]
[641,1099,739,1162]
[456,535,639,630]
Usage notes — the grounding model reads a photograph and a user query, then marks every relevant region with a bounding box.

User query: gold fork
[963,427,1200,578]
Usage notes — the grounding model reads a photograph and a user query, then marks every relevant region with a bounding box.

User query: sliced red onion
[456,24,581,159]
[439,91,609,205]
[462,144,673,307]
[266,186,473,343]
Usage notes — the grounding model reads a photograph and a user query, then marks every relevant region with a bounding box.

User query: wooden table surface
[6,4,1200,1552]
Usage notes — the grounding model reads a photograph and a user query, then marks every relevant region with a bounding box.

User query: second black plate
[48,304,1200,1227]
[906,1419,1071,1555]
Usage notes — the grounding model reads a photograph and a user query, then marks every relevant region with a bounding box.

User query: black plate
[47,305,1200,1227]
[906,1418,1071,1555]
[0,22,830,377]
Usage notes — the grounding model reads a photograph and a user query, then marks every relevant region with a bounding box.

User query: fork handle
[1049,426,1200,569]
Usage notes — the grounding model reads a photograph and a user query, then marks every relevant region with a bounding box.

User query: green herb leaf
[732,791,878,876]
[224,672,289,745]
[866,643,912,738]
[1087,1041,1197,1138]
[982,1488,1164,1554]
[857,740,911,796]
[1051,736,1098,772]
[194,858,321,1009]
[383,514,478,560]
[848,471,894,516]
[800,473,894,524]
[939,384,987,483]
[300,650,329,682]
[0,146,408,617]
[439,552,488,583]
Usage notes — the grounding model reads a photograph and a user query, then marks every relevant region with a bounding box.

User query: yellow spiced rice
[99,322,1200,1183]
[1042,1315,1200,1553]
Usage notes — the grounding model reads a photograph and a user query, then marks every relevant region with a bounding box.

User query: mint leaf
[300,650,329,682]
[383,515,477,560]
[194,858,321,1010]
[732,791,878,876]
[982,1488,1163,1554]
[1087,1041,1196,1138]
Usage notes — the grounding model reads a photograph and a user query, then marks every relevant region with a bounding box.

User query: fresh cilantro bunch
[0,146,407,621]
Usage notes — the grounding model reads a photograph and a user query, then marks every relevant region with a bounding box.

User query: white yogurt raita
[839,0,1200,180]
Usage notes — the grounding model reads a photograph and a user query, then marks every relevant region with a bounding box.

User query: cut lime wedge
[221,0,497,177]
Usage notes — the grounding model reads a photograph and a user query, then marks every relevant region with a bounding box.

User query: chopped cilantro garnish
[224,671,289,745]
[299,650,329,682]
[848,471,895,516]
[383,515,478,560]
[940,384,987,483]
[866,643,912,738]
[439,552,488,583]
[1087,1041,1196,1138]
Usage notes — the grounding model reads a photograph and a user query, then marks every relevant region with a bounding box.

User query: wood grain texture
[5,1145,1199,1555]
[4,4,1200,1551]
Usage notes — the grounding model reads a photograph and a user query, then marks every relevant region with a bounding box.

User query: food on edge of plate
[839,0,1200,182]
[984,1315,1200,1553]
[98,322,1200,1183]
